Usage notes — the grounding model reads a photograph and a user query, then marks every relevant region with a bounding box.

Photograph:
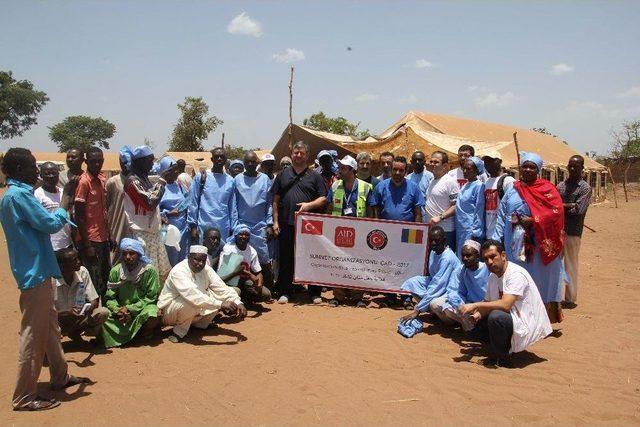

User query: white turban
[189,245,208,255]
[463,240,481,253]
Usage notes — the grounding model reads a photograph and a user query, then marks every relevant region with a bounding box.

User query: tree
[302,111,370,138]
[169,97,223,151]
[0,70,49,139]
[610,119,640,202]
[49,115,116,153]
[224,144,262,160]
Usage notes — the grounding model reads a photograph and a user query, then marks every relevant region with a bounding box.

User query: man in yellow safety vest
[326,155,373,307]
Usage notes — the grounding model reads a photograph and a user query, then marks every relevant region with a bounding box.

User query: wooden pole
[221,132,225,149]
[288,66,295,151]
[512,132,521,178]
[606,167,619,208]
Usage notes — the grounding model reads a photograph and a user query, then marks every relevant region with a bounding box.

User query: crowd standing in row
[0,140,591,410]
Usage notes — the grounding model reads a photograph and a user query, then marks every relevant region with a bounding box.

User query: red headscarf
[514,178,565,265]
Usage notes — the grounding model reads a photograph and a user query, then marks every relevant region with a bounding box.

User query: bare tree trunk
[288,66,294,151]
[607,167,618,208]
[623,162,630,202]
[221,132,225,149]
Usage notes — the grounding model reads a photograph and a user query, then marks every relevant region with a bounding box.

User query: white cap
[338,155,357,170]
[262,153,275,162]
[189,245,208,254]
[481,150,502,160]
[463,240,481,253]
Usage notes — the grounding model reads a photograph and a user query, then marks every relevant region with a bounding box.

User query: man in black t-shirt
[272,141,327,304]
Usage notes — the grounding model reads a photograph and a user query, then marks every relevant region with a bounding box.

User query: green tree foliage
[224,144,262,161]
[49,115,116,152]
[0,70,49,139]
[302,111,370,138]
[169,97,223,151]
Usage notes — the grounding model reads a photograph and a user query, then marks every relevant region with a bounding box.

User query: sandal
[14,397,61,411]
[52,375,92,391]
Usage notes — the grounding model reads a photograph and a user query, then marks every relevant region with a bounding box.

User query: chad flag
[401,228,423,244]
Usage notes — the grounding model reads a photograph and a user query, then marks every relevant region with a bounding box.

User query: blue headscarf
[119,238,151,265]
[520,152,544,171]
[468,156,485,175]
[233,224,251,240]
[158,156,176,174]
[132,145,153,160]
[229,159,244,169]
[119,145,133,171]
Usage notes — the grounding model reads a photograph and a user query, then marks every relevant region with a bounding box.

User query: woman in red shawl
[492,152,565,323]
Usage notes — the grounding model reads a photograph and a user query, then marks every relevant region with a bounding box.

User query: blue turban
[119,238,151,265]
[520,152,544,171]
[229,159,244,169]
[469,156,485,175]
[158,156,176,174]
[132,145,153,160]
[119,146,133,171]
[233,224,251,240]
[329,150,338,159]
[317,150,332,160]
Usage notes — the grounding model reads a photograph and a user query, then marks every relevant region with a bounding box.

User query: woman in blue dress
[158,156,190,266]
[455,157,486,258]
[491,152,565,323]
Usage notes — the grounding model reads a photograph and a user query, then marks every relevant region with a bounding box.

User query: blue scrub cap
[233,224,251,240]
[132,145,154,160]
[158,156,176,174]
[520,152,544,171]
[317,150,332,160]
[119,145,133,171]
[119,238,151,265]
[469,156,485,175]
[229,159,244,168]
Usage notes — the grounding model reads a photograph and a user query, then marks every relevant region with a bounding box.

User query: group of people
[0,139,591,410]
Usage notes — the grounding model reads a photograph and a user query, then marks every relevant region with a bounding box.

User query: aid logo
[301,219,323,235]
[334,226,356,248]
[366,229,388,251]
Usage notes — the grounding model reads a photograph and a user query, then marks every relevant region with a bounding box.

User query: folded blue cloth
[397,318,423,338]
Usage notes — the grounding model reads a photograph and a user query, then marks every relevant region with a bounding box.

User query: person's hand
[272,222,280,238]
[220,301,238,316]
[116,307,131,322]
[428,215,442,226]
[168,209,179,217]
[400,309,420,324]
[235,303,247,318]
[519,215,534,229]
[70,306,84,318]
[459,303,476,316]
[161,216,168,225]
[266,226,274,241]
[296,202,313,212]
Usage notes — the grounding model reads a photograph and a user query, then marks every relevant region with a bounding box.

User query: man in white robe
[158,245,247,343]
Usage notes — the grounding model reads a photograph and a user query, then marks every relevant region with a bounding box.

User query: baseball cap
[338,155,357,170]
[317,150,332,160]
[261,153,275,162]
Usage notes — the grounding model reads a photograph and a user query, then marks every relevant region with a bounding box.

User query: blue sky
[2,1,639,155]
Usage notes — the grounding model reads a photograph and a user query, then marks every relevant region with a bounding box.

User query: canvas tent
[271,110,608,200]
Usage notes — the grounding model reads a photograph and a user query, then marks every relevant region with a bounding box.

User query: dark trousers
[470,310,513,359]
[80,241,111,300]
[275,225,320,298]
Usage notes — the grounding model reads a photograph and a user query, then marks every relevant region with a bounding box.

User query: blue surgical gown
[492,186,563,303]
[159,182,190,266]
[187,171,237,243]
[443,262,489,311]
[455,180,486,258]
[232,173,273,264]
[401,247,460,312]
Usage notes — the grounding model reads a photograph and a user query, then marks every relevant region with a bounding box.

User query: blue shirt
[0,179,70,289]
[369,179,424,221]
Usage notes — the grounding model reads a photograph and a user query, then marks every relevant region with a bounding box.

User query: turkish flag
[301,219,323,235]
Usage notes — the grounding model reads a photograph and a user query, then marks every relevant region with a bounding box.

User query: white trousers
[161,299,217,338]
[562,236,581,303]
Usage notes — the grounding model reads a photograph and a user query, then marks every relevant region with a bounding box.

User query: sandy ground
[0,197,639,426]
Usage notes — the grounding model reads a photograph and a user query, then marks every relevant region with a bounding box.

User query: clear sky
[2,1,639,155]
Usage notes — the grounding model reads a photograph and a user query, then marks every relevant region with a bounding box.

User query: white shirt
[158,259,241,314]
[34,186,73,250]
[447,167,488,188]
[218,243,262,273]
[484,174,516,238]
[485,262,552,354]
[177,172,192,194]
[53,266,99,312]
[424,174,459,232]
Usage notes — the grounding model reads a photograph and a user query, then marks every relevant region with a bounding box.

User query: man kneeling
[460,240,552,367]
[159,245,247,343]
[54,247,109,342]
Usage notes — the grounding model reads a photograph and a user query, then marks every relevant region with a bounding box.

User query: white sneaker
[278,295,289,304]
[312,296,322,304]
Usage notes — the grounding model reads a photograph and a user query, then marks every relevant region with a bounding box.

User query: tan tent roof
[271,111,605,171]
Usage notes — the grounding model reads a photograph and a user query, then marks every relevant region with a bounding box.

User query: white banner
[294,213,429,293]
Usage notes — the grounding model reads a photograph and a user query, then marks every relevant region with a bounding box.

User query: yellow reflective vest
[331,178,372,217]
